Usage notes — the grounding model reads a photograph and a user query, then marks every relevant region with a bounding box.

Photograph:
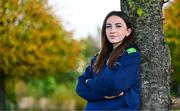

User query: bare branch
[163,0,170,4]
[160,0,170,7]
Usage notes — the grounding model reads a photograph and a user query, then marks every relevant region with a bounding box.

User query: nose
[110,27,116,34]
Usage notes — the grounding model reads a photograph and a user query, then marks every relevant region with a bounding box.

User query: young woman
[76,11,141,110]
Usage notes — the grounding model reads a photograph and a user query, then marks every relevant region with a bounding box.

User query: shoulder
[90,52,99,65]
[91,52,99,60]
[125,43,141,55]
[126,43,140,52]
[119,43,141,59]
[121,45,141,65]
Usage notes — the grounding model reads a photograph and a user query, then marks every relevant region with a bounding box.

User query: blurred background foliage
[0,0,80,77]
[0,0,179,110]
[0,0,99,110]
[164,0,180,97]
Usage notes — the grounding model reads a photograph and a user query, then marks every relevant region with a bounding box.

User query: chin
[111,41,121,44]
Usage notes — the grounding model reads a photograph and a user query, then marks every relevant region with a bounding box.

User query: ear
[125,28,132,36]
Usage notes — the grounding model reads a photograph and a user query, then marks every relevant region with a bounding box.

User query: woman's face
[105,15,131,48]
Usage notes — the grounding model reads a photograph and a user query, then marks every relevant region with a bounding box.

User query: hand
[104,92,124,99]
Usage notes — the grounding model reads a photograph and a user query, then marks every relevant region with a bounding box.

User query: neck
[113,41,122,49]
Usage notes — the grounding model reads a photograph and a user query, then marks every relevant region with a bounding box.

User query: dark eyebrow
[106,23,111,26]
[115,23,122,25]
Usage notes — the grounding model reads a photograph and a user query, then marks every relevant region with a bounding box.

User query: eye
[116,25,122,28]
[106,25,111,28]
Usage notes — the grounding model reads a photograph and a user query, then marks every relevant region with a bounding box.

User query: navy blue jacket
[76,46,141,111]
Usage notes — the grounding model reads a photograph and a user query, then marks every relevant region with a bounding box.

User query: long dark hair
[93,11,135,73]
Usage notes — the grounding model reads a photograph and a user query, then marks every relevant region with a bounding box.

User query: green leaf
[137,7,143,17]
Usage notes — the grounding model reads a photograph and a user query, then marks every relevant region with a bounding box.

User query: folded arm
[76,57,105,102]
[86,52,141,96]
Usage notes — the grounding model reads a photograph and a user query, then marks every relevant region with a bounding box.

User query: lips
[110,35,118,38]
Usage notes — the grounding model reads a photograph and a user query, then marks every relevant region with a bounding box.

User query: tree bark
[121,0,171,110]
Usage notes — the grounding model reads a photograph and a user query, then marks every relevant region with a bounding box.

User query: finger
[119,92,124,96]
[105,96,116,99]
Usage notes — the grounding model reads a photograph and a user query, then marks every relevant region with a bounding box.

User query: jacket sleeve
[86,51,141,96]
[76,57,105,102]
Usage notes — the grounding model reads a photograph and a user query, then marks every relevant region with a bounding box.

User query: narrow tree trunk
[177,84,180,95]
[121,0,171,110]
[0,71,6,109]
[0,0,7,109]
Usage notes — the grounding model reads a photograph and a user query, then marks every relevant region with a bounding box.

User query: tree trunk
[177,84,180,96]
[0,0,7,109]
[121,0,171,110]
[0,71,6,109]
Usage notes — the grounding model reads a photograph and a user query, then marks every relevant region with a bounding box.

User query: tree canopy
[0,0,81,77]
